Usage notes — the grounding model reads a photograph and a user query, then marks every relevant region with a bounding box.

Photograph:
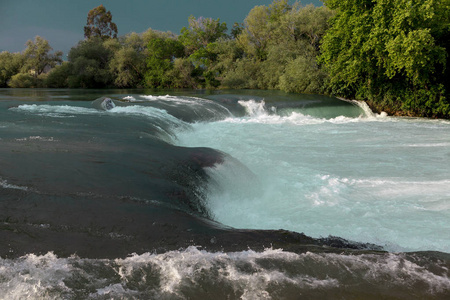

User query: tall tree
[179,16,228,87]
[238,0,291,60]
[0,51,24,87]
[222,1,331,92]
[109,33,148,88]
[319,0,450,117]
[21,36,62,77]
[84,4,118,39]
[238,5,271,60]
[145,37,185,88]
[275,4,333,93]
[179,16,228,55]
[67,37,114,88]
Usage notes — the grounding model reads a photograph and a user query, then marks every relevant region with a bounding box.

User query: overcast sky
[0,0,322,56]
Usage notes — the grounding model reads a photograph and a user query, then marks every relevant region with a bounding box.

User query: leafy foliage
[179,16,228,88]
[180,16,228,55]
[0,51,23,87]
[1,36,61,88]
[66,37,114,88]
[21,36,62,77]
[108,33,149,88]
[145,37,184,88]
[279,56,327,94]
[237,4,272,60]
[319,0,450,117]
[221,2,333,94]
[45,62,71,88]
[6,0,449,119]
[84,5,118,39]
[8,73,36,88]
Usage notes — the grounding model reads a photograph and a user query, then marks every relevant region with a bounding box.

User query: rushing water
[0,89,449,299]
[177,97,450,254]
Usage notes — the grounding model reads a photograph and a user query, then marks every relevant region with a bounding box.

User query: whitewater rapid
[2,246,449,299]
[5,94,450,253]
[1,90,450,299]
[176,99,450,253]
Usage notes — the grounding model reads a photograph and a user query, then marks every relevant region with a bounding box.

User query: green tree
[21,36,62,77]
[231,22,244,39]
[272,4,333,93]
[238,5,271,60]
[279,56,327,93]
[45,62,71,88]
[179,16,228,55]
[238,0,291,60]
[167,58,197,88]
[0,51,23,87]
[8,73,36,88]
[145,37,184,88]
[84,4,118,39]
[110,47,144,88]
[319,0,450,117]
[209,39,244,79]
[109,33,148,88]
[224,1,331,92]
[221,57,263,89]
[178,16,228,87]
[67,37,114,88]
[276,4,334,54]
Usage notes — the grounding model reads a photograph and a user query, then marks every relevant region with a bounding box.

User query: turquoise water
[177,99,450,253]
[1,89,449,299]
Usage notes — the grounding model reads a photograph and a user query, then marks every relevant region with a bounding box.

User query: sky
[0,0,322,56]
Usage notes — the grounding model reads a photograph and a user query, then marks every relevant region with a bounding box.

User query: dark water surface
[0,89,449,299]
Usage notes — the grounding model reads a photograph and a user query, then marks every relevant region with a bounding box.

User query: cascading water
[177,98,450,253]
[1,89,449,299]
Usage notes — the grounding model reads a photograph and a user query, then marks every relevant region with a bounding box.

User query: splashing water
[1,247,448,299]
[177,99,450,253]
[1,90,450,299]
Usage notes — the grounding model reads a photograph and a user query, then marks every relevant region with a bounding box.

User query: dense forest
[0,0,449,118]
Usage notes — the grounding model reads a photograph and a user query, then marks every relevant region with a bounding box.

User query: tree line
[0,0,448,118]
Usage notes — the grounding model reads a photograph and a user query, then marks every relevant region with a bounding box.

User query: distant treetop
[84,4,118,40]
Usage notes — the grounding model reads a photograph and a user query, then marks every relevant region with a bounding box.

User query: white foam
[140,94,173,101]
[0,177,29,191]
[177,113,450,253]
[11,103,179,120]
[92,284,138,297]
[231,100,391,126]
[339,98,388,119]
[238,99,267,117]
[14,136,57,142]
[407,142,450,147]
[122,95,136,101]
[10,104,188,130]
[221,112,388,126]
[1,248,448,299]
[0,252,72,299]
[137,95,232,119]
[114,247,339,297]
[140,94,205,104]
[303,251,450,294]
[11,104,97,117]
[110,106,189,129]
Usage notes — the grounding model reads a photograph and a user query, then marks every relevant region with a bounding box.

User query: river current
[0,89,449,299]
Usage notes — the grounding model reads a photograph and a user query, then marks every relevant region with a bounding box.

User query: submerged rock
[92,97,118,111]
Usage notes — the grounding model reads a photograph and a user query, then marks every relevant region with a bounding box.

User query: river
[1,89,449,299]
